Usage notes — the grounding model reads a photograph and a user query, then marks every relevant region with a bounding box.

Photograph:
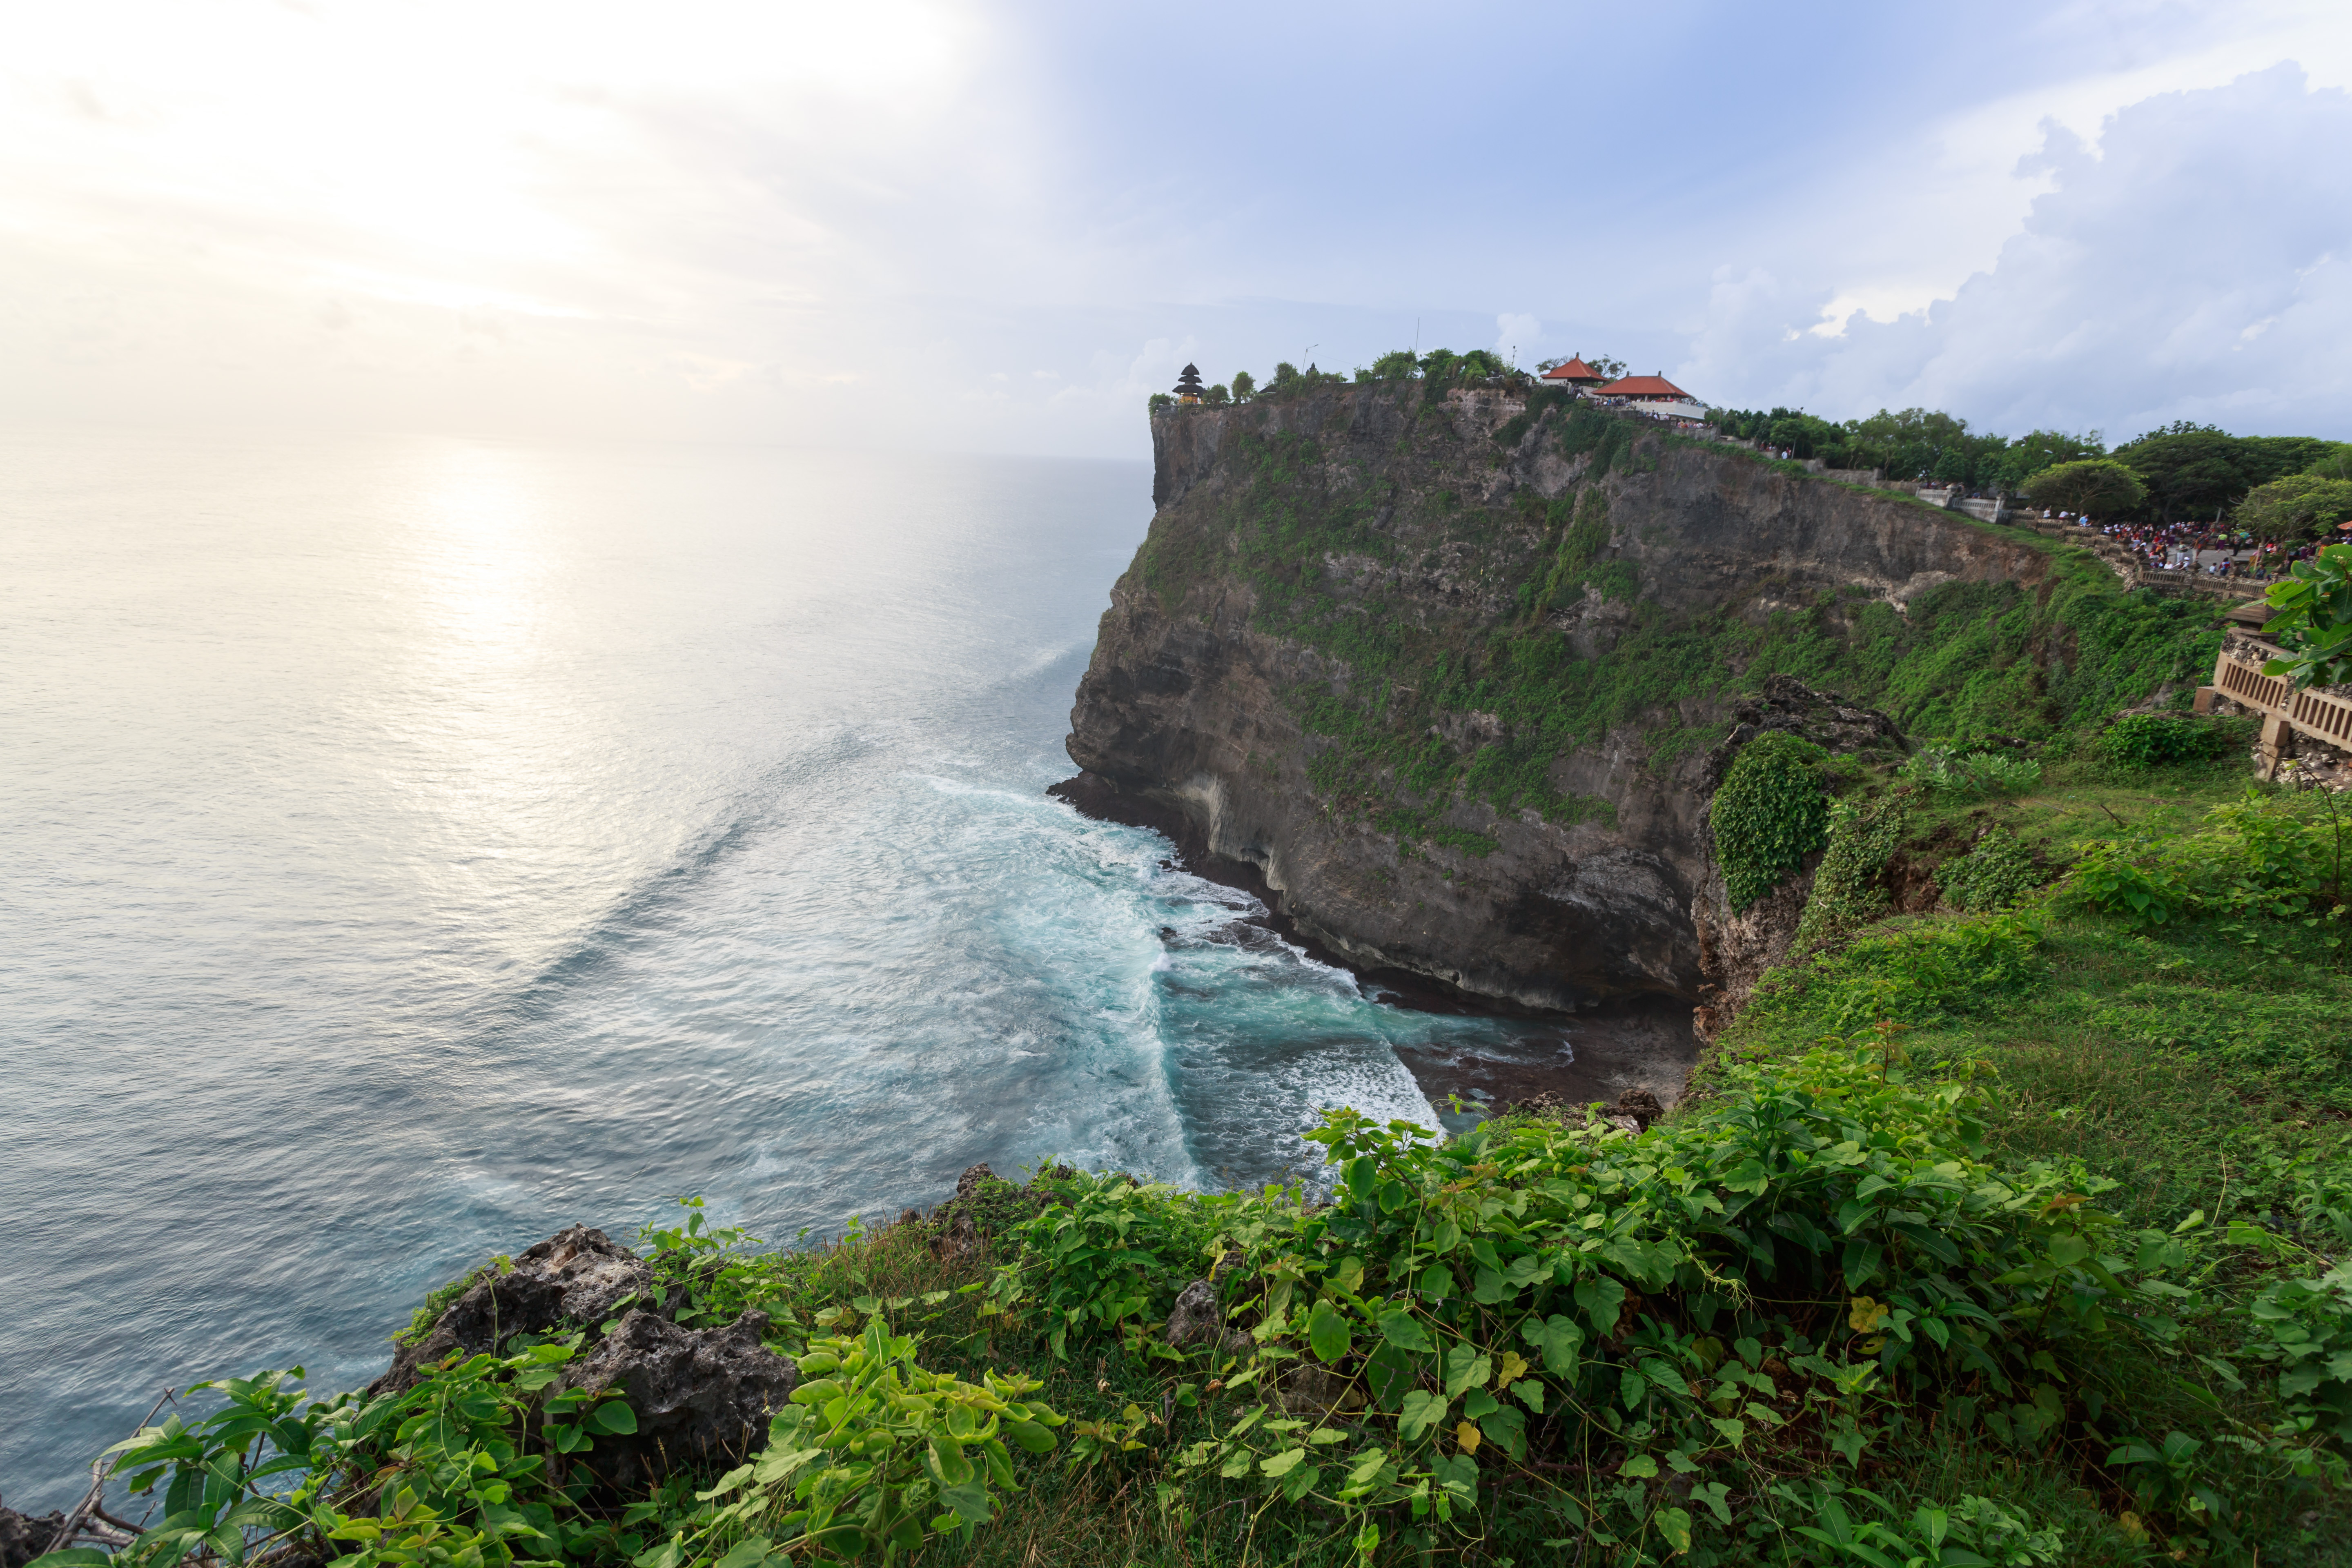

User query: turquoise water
[0,428,1567,1508]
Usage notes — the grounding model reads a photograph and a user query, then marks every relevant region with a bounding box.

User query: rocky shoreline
[1047,769,1701,1116]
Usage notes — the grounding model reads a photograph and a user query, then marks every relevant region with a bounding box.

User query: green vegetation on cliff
[1134,403,2222,858]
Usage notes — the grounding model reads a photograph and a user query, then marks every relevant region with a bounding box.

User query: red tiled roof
[1541,357,1609,382]
[1597,374,1691,400]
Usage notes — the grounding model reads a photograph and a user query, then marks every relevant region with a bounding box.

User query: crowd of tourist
[2049,512,2330,581]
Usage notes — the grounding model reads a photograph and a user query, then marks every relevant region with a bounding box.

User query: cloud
[1684,65,2352,441]
[1494,313,1542,367]
[4,4,2351,455]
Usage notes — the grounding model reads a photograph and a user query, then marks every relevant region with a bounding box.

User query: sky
[3,0,2349,458]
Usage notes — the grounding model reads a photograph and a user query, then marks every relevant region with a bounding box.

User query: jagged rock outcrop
[372,1225,652,1395]
[550,1310,797,1492]
[1,1501,65,1568]
[1063,385,2025,1033]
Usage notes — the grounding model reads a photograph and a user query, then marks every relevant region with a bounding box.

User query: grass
[1696,755,2352,1564]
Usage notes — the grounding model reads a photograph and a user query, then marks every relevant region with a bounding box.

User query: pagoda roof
[1541,357,1609,383]
[1597,374,1693,400]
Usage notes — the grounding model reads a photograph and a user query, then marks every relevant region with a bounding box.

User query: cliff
[1058,382,2071,1027]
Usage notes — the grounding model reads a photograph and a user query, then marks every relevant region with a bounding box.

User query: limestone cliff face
[1062,383,2052,1017]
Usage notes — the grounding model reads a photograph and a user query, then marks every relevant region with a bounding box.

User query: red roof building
[1595,374,1693,401]
[1540,356,1610,386]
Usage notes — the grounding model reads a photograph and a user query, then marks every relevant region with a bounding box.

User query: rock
[2,1502,65,1568]
[551,1310,797,1493]
[1277,1363,1362,1419]
[1164,1279,1223,1348]
[372,1225,653,1396]
[1163,1278,1250,1359]
[954,1163,996,1199]
[1613,1088,1664,1130]
[935,1210,984,1261]
[1068,391,1993,1019]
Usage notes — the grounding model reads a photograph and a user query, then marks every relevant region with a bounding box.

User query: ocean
[0,428,1570,1508]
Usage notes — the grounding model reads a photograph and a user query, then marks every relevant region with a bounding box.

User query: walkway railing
[2205,635,2352,776]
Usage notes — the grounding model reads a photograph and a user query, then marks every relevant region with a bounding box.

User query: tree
[1583,354,1628,381]
[2024,459,2148,519]
[1991,428,2106,492]
[2236,473,2352,543]
[1202,383,1231,407]
[2304,443,2352,481]
[2261,543,2352,690]
[1368,350,1419,380]
[1147,392,1174,411]
[2242,436,2336,486]
[2114,425,2256,521]
[1230,370,1255,401]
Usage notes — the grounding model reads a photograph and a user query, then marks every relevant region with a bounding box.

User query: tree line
[1148,347,1530,411]
[1711,407,2352,542]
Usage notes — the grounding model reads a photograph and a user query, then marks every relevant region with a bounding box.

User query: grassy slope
[1702,752,2352,1564]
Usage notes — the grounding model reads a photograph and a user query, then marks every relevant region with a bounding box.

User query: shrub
[1940,829,2043,913]
[1793,795,1905,943]
[1900,745,2042,797]
[2100,713,2234,770]
[1748,911,2047,1032]
[1712,733,1830,912]
[2260,541,2352,690]
[2061,788,2348,942]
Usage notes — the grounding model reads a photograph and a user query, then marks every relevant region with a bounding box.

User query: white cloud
[1494,313,1541,367]
[1684,66,2352,440]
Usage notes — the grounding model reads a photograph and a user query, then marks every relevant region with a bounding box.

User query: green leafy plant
[1712,732,1830,912]
[1939,829,2042,913]
[2098,713,2234,770]
[1899,745,2041,798]
[1794,794,1907,942]
[47,1339,640,1568]
[2261,541,2352,690]
[636,1318,1064,1568]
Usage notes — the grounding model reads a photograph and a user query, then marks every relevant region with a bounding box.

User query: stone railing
[2203,634,2352,777]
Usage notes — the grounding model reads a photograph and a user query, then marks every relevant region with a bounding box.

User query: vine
[1712,733,1831,913]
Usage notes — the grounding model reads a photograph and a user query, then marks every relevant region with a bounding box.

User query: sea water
[0,428,1562,1508]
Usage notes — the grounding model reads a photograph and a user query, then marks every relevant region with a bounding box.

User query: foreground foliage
[32,708,2352,1566]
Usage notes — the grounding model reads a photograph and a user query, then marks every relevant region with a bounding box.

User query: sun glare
[1,1,974,308]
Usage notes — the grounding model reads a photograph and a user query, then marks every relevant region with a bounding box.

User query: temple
[1595,372,1705,420]
[1172,364,1205,405]
[1539,356,1610,389]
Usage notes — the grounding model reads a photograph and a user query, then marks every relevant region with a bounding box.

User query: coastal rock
[550,1310,797,1492]
[1165,1278,1251,1358]
[2,1502,65,1568]
[372,1225,653,1396]
[1614,1087,1664,1130]
[1277,1363,1362,1419]
[1164,1279,1222,1348]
